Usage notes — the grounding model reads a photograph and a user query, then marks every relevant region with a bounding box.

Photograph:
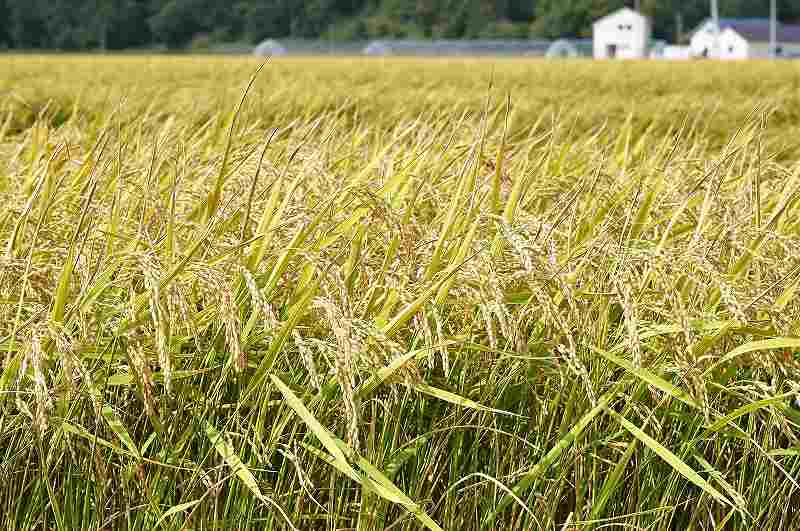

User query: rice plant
[0,55,799,530]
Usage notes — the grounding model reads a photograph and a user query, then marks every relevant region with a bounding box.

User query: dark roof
[778,25,800,43]
[718,18,770,26]
[698,17,800,43]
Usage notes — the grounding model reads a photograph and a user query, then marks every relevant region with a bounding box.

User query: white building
[593,8,652,59]
[690,23,749,59]
[690,18,800,59]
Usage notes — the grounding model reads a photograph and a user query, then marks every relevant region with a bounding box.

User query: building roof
[593,7,648,26]
[695,18,800,43]
[776,25,800,43]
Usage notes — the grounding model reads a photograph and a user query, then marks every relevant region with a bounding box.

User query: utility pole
[770,0,778,58]
[634,0,641,11]
[710,0,720,58]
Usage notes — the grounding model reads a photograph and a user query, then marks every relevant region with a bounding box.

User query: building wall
[593,9,651,59]
[691,27,749,59]
[690,29,717,57]
[719,29,749,59]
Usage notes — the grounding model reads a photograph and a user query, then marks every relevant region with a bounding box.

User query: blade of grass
[482,390,615,530]
[273,375,445,531]
[703,338,800,376]
[604,407,735,509]
[592,346,701,409]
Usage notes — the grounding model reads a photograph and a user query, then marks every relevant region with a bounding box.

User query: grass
[0,55,799,530]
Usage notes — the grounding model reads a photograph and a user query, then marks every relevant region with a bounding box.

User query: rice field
[1,55,800,530]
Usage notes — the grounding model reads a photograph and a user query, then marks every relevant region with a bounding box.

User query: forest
[0,1,799,51]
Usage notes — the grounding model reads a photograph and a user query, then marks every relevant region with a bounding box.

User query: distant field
[1,56,799,530]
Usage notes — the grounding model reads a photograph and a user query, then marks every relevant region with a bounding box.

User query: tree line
[0,0,798,50]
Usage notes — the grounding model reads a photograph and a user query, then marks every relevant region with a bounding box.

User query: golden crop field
[1,55,800,530]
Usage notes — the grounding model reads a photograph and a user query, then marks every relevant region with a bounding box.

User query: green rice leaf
[61,421,137,458]
[605,408,734,508]
[154,499,202,528]
[106,368,213,387]
[102,405,140,458]
[705,393,795,434]
[704,338,800,376]
[355,349,419,400]
[385,436,430,479]
[202,420,264,500]
[590,438,638,520]
[270,374,357,476]
[482,390,614,529]
[694,454,747,511]
[274,375,444,531]
[246,278,319,398]
[413,383,518,416]
[52,248,76,324]
[355,453,445,531]
[299,442,361,483]
[593,346,701,409]
[768,448,800,457]
[382,264,463,338]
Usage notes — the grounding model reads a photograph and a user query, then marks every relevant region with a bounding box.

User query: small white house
[593,8,652,59]
[690,24,749,59]
[689,18,800,59]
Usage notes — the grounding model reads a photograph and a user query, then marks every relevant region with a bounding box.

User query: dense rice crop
[1,56,800,530]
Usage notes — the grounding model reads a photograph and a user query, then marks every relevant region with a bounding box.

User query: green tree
[639,0,707,42]
[149,0,201,48]
[533,0,625,39]
[105,0,152,49]
[7,0,49,48]
[0,0,9,47]
[238,1,292,41]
